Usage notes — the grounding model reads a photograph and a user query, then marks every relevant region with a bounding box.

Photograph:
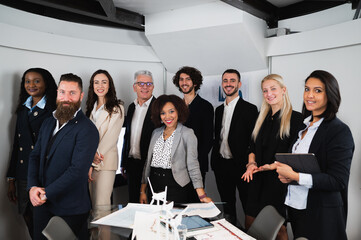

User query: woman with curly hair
[86,70,124,211]
[7,68,57,238]
[140,95,212,204]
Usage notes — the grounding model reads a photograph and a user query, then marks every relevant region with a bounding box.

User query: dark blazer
[121,97,156,169]
[27,110,99,216]
[7,104,54,180]
[184,95,214,173]
[300,117,354,238]
[211,98,258,170]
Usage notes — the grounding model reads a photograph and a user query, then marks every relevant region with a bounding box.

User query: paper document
[194,219,256,240]
[92,202,221,229]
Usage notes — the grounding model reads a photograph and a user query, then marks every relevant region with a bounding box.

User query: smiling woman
[6,68,57,238]
[140,95,212,204]
[85,69,124,217]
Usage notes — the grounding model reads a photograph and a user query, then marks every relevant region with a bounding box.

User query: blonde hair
[252,74,293,140]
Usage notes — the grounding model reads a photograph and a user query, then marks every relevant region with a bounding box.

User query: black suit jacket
[184,95,214,173]
[27,110,99,216]
[7,103,55,180]
[121,97,156,169]
[307,117,354,225]
[211,97,258,171]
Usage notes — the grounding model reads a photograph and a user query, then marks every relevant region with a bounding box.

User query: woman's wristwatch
[198,194,207,200]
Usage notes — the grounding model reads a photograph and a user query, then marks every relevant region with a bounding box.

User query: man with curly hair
[172,66,214,188]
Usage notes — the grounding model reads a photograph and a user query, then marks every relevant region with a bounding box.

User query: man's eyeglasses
[134,82,154,87]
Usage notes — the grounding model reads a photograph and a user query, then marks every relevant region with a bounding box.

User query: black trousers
[149,167,194,204]
[126,158,146,203]
[213,157,248,225]
[33,204,89,240]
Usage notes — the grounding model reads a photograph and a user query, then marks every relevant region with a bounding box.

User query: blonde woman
[86,70,124,211]
[242,74,303,239]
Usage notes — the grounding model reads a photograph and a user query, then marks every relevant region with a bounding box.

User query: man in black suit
[211,69,258,225]
[122,70,156,203]
[28,74,99,239]
[172,66,214,184]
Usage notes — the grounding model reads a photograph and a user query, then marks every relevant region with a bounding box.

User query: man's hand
[88,167,94,182]
[29,187,46,207]
[7,181,17,203]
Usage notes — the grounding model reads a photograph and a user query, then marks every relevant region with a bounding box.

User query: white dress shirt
[285,116,324,210]
[220,96,239,159]
[129,96,153,159]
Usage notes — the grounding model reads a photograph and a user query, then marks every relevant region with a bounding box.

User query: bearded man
[27,73,99,240]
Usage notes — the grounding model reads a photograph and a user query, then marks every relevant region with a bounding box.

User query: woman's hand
[241,163,259,182]
[258,163,277,171]
[200,196,212,203]
[93,152,104,165]
[275,161,299,183]
[7,181,17,203]
[139,192,147,204]
[88,167,94,182]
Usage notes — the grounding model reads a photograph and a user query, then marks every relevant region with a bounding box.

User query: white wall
[0,5,164,240]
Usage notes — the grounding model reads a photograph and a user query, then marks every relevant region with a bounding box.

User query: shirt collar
[23,95,47,111]
[304,115,324,128]
[134,96,153,107]
[224,96,239,107]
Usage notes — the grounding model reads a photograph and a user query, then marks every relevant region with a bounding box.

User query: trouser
[213,157,248,225]
[126,158,146,203]
[33,204,89,240]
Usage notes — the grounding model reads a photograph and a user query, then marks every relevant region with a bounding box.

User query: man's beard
[181,84,194,94]
[223,86,239,97]
[54,100,81,125]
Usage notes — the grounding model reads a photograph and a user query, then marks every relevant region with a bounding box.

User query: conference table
[89,203,254,240]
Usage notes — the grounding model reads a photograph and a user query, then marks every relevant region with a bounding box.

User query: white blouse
[150,130,176,169]
[285,116,324,210]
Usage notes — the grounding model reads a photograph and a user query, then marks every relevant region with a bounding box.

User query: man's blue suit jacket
[28,110,99,216]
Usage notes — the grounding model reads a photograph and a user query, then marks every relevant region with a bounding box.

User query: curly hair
[16,68,57,113]
[151,94,189,127]
[172,66,203,92]
[85,69,123,118]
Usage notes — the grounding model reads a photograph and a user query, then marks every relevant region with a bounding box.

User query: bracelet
[140,192,145,194]
[198,194,207,200]
[246,162,257,168]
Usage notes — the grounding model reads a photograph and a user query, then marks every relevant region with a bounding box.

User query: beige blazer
[90,105,124,171]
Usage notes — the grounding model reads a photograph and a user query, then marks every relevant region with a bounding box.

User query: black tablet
[275,153,320,173]
[181,215,214,232]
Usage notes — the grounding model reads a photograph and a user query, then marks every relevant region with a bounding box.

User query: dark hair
[172,66,203,92]
[151,94,189,127]
[59,73,83,91]
[222,69,241,82]
[85,69,123,118]
[302,70,341,121]
[16,68,57,113]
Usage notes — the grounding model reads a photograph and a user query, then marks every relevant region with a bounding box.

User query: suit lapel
[309,120,328,157]
[46,112,83,161]
[95,108,108,129]
[171,124,182,159]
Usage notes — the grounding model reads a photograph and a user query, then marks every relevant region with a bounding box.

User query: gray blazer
[142,123,203,189]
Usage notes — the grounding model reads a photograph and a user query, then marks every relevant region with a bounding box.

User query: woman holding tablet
[275,70,354,239]
[242,74,303,239]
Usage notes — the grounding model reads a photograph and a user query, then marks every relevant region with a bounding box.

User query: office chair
[247,205,285,240]
[42,216,77,240]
